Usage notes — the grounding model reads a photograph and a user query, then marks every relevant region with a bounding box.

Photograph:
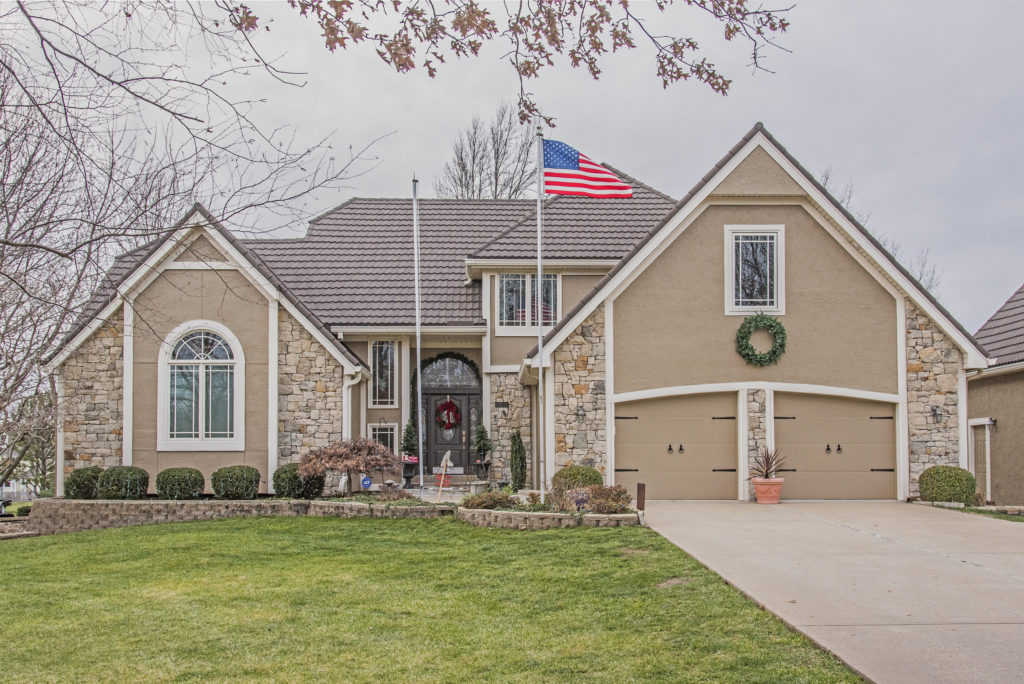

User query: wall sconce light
[576,406,586,423]
[667,445,673,453]
[931,405,944,423]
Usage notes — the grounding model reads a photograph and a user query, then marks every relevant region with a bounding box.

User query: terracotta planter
[752,477,784,504]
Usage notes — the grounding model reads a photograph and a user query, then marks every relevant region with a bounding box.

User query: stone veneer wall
[552,305,607,475]
[905,299,963,495]
[489,372,532,483]
[59,306,124,477]
[277,309,345,473]
[746,388,768,500]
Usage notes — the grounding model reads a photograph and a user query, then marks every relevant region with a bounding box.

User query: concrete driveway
[645,502,1024,684]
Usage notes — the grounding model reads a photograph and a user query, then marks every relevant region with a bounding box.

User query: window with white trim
[370,340,396,408]
[497,273,558,329]
[158,323,245,451]
[725,225,784,314]
[370,424,398,455]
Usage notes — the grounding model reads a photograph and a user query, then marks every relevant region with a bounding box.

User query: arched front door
[417,354,482,473]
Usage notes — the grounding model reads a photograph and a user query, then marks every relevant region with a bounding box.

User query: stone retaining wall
[26,499,455,536]
[457,507,639,530]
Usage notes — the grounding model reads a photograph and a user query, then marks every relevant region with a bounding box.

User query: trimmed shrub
[919,465,976,506]
[552,464,603,491]
[510,430,527,491]
[16,504,32,517]
[64,465,103,499]
[211,465,261,500]
[273,463,325,499]
[97,466,150,500]
[555,484,632,514]
[156,467,205,500]
[461,491,515,510]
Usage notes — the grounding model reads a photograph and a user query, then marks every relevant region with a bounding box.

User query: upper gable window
[725,225,785,315]
[497,273,559,332]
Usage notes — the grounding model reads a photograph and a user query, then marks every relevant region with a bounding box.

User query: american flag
[542,139,633,198]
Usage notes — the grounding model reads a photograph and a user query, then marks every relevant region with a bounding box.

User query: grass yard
[1,518,856,683]
[965,507,1024,523]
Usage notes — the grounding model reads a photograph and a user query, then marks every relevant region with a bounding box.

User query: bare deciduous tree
[247,0,792,124]
[818,165,943,292]
[434,103,535,199]
[0,2,379,484]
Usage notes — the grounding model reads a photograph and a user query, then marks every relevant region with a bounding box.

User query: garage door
[614,393,738,500]
[773,393,896,499]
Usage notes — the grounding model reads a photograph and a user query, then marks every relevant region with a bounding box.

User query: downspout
[342,372,361,440]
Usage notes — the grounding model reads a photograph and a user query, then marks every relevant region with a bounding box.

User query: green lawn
[966,507,1024,522]
[0,518,856,683]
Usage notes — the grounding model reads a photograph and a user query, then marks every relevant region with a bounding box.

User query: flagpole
[412,175,425,496]
[535,124,546,504]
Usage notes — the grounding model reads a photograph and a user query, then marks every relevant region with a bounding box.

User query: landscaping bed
[0,516,858,682]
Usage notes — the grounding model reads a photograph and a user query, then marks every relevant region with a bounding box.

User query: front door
[426,392,478,473]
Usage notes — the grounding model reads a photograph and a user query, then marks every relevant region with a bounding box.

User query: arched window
[419,355,480,390]
[158,322,245,451]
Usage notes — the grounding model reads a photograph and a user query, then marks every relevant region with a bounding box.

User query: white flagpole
[413,175,425,495]
[535,125,546,503]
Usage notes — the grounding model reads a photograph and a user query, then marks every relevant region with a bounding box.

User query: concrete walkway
[645,502,1024,684]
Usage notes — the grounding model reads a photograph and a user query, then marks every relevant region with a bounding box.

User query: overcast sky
[238,1,1024,334]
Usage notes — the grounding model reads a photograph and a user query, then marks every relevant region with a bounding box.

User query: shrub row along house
[43,123,990,501]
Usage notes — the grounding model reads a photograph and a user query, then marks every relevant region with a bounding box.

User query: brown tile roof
[528,122,986,361]
[469,168,676,259]
[249,198,533,326]
[975,281,1024,365]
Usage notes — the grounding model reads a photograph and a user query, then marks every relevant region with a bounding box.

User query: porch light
[931,405,944,423]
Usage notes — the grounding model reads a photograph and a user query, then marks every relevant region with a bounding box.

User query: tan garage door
[773,393,896,499]
[614,393,738,500]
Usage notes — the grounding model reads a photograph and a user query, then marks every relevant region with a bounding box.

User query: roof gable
[527,123,988,370]
[711,146,803,196]
[45,204,367,374]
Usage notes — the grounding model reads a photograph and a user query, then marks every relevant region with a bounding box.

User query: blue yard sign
[361,476,372,490]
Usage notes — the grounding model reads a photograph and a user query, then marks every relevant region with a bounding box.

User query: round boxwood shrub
[919,465,977,505]
[156,467,205,500]
[64,465,103,499]
[552,464,603,491]
[273,463,325,499]
[16,504,32,517]
[97,466,150,499]
[212,465,261,500]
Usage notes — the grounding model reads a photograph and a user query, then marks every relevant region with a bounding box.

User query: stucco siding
[968,371,1024,504]
[614,204,898,394]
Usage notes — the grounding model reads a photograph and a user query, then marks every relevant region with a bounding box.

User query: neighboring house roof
[469,169,676,259]
[975,281,1024,366]
[527,123,988,369]
[45,204,367,372]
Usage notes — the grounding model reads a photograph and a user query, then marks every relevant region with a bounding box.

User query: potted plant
[400,420,419,488]
[749,447,786,504]
[472,423,493,479]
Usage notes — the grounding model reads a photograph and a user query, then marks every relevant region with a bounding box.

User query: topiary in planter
[64,465,103,499]
[510,430,527,491]
[156,467,205,500]
[211,465,261,499]
[552,464,603,491]
[919,465,976,506]
[97,466,150,499]
[273,463,325,499]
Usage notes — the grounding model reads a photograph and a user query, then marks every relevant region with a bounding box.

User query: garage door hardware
[615,416,639,420]
[825,444,831,454]
[870,416,894,420]
[777,468,797,472]
[775,416,796,420]
[870,468,895,472]
[615,468,639,472]
[711,416,736,420]
[712,468,737,472]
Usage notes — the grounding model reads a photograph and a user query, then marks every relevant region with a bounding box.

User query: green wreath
[735,314,787,367]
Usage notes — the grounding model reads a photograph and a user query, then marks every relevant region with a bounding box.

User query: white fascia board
[968,359,1024,379]
[465,258,619,279]
[332,325,486,336]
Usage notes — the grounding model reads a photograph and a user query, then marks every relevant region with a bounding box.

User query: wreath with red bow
[435,399,461,430]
